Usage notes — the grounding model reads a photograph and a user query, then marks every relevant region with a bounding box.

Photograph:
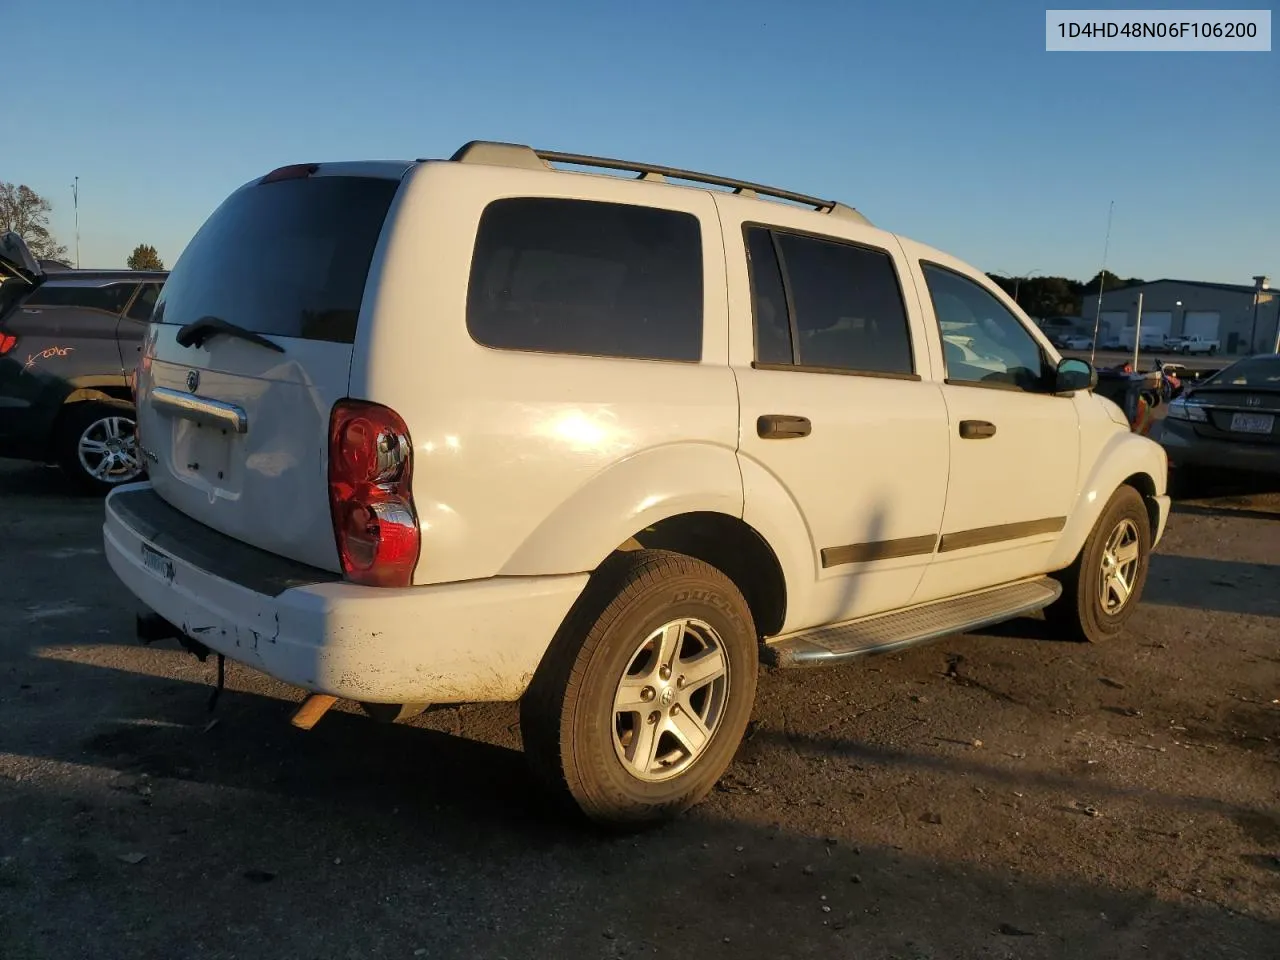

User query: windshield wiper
[175,315,285,353]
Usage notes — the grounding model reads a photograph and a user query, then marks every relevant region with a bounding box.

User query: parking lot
[0,460,1276,960]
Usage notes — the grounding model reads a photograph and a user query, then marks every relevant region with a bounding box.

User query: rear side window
[125,283,160,322]
[152,175,400,344]
[745,228,793,365]
[467,198,703,362]
[744,227,914,377]
[25,282,138,314]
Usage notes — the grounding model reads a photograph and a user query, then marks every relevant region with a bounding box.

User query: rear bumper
[103,483,589,704]
[1159,419,1280,476]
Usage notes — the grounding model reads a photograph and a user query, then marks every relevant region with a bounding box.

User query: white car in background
[1059,333,1094,350]
[102,140,1171,827]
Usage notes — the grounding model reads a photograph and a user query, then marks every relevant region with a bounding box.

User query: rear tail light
[327,400,420,587]
[0,333,16,355]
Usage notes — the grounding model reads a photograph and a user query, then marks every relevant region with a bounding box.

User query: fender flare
[498,442,746,577]
[1046,432,1168,570]
[63,387,131,408]
[736,454,817,635]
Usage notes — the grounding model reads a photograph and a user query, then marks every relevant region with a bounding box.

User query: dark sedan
[1160,353,1280,490]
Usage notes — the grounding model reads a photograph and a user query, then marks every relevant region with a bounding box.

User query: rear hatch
[0,231,46,324]
[136,163,409,570]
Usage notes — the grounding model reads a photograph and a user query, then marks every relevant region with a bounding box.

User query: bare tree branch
[0,182,69,262]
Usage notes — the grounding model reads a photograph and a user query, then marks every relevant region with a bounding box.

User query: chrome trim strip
[151,386,248,434]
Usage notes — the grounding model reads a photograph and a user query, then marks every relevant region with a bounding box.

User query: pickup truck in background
[1164,334,1220,356]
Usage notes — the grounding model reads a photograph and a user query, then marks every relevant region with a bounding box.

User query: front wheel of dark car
[521,549,758,829]
[56,402,146,495]
[1045,485,1152,643]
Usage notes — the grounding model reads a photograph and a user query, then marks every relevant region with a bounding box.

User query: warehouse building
[1080,275,1279,355]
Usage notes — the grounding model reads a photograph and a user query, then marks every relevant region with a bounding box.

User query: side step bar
[763,577,1062,668]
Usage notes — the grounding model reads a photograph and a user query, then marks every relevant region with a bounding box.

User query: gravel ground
[0,460,1277,960]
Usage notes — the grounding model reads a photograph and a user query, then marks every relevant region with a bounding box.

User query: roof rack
[447,140,871,225]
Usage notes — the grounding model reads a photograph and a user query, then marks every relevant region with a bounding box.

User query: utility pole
[71,177,80,268]
[1089,200,1115,369]
[1132,292,1144,370]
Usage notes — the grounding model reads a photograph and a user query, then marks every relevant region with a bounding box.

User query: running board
[762,577,1062,668]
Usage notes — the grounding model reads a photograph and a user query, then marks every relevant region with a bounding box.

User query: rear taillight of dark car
[327,400,420,587]
[0,333,17,355]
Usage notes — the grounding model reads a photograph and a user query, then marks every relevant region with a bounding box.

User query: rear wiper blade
[175,315,285,353]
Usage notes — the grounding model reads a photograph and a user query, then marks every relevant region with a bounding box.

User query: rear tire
[1045,485,1151,644]
[521,549,758,828]
[55,402,145,495]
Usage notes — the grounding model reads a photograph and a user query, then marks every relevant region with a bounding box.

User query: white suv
[104,141,1170,826]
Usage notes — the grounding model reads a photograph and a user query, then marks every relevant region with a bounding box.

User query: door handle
[959,419,997,440]
[757,414,811,439]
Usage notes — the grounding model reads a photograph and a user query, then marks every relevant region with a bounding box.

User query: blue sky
[9,0,1277,285]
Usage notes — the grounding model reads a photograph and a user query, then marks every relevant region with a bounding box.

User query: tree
[0,182,68,261]
[127,243,164,270]
[1082,270,1139,295]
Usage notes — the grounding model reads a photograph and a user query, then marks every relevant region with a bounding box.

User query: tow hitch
[135,611,224,711]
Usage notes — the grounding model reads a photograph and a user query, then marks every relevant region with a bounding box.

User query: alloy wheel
[1098,518,1141,615]
[612,618,730,782]
[77,415,142,485]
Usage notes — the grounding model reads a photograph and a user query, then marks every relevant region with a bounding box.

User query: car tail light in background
[327,400,420,588]
[0,333,16,355]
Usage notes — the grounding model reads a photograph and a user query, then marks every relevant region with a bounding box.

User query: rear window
[1203,357,1280,389]
[152,175,400,344]
[466,197,703,362]
[25,282,138,314]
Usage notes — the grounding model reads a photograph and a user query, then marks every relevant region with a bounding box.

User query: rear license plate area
[174,419,233,483]
[142,543,175,582]
[1229,412,1274,435]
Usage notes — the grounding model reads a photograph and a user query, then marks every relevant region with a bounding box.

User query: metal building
[1080,275,1278,355]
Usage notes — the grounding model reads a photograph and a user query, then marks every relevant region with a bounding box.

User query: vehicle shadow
[1170,472,1280,509]
[1,658,1277,960]
[0,459,99,500]
[1172,502,1280,523]
[1143,555,1280,619]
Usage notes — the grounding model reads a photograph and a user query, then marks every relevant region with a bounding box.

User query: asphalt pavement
[0,460,1277,960]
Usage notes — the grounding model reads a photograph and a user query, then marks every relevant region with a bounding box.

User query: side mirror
[1055,357,1097,393]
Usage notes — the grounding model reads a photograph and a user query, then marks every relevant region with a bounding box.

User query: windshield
[152,174,400,344]
[1200,356,1280,389]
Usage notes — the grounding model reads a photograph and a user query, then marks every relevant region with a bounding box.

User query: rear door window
[125,283,160,322]
[744,227,915,377]
[466,197,704,362]
[152,175,401,344]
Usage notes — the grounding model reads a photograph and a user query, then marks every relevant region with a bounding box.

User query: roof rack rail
[447,140,871,225]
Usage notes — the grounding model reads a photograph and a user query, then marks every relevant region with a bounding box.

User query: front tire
[1046,485,1152,643]
[521,549,758,828]
[56,402,145,495]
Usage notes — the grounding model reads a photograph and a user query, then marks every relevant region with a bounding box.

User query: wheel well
[615,512,787,638]
[1123,472,1159,533]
